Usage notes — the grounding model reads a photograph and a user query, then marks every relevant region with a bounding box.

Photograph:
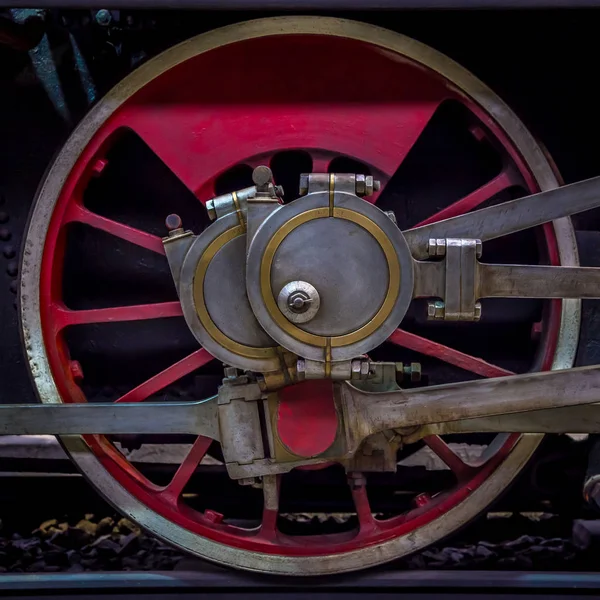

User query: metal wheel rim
[19,16,580,575]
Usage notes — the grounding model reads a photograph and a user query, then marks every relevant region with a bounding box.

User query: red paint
[389,329,514,378]
[277,381,338,457]
[53,301,183,331]
[204,510,224,524]
[69,360,84,383]
[158,436,212,506]
[115,349,213,403]
[423,435,474,481]
[413,493,431,508]
[37,33,564,556]
[414,167,518,227]
[91,158,108,177]
[64,202,165,255]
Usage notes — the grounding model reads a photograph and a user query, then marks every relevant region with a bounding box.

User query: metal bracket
[218,380,266,467]
[426,237,482,322]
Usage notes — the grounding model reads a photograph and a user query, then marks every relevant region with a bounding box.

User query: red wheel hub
[37,30,562,558]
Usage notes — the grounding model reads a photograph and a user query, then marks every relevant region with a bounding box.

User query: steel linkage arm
[4,366,600,479]
[404,175,600,260]
[0,398,220,440]
[409,175,600,313]
[340,365,600,453]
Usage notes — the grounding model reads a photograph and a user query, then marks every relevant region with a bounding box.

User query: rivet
[6,262,17,277]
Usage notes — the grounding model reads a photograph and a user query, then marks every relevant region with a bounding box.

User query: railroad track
[3,571,600,599]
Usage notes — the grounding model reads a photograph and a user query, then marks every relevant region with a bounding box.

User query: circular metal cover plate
[179,211,281,372]
[247,191,415,362]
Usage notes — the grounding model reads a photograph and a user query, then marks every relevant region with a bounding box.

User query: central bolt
[290,297,305,309]
[288,291,312,313]
[277,281,320,323]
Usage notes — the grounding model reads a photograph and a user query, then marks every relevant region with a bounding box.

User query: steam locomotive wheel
[20,17,580,575]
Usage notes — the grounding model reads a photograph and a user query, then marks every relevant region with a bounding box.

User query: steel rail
[1,570,600,595]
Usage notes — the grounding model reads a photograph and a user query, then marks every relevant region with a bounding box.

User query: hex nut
[296,358,306,380]
[348,472,367,489]
[299,174,309,196]
[427,300,445,320]
[238,477,259,487]
[428,238,446,258]
[206,200,217,220]
[355,174,367,196]
[224,366,238,379]
[408,362,422,382]
[360,359,370,378]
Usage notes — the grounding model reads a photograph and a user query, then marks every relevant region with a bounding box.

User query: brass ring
[259,207,401,352]
[194,225,279,359]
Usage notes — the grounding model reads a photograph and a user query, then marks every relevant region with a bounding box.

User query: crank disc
[20,17,579,575]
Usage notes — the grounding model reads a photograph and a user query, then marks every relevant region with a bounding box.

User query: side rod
[0,399,220,441]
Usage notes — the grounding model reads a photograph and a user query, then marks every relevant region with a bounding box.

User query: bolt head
[414,492,431,508]
[91,158,108,177]
[70,360,84,382]
[165,213,182,231]
[204,509,224,524]
[252,165,273,187]
[288,291,310,313]
[95,9,112,25]
[473,302,482,322]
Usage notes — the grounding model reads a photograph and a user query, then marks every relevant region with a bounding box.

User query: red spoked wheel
[21,17,580,575]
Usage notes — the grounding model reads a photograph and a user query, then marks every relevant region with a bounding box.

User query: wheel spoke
[64,202,165,255]
[388,329,513,378]
[423,435,474,480]
[158,436,213,505]
[53,301,183,330]
[414,166,518,227]
[351,480,378,533]
[115,348,213,403]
